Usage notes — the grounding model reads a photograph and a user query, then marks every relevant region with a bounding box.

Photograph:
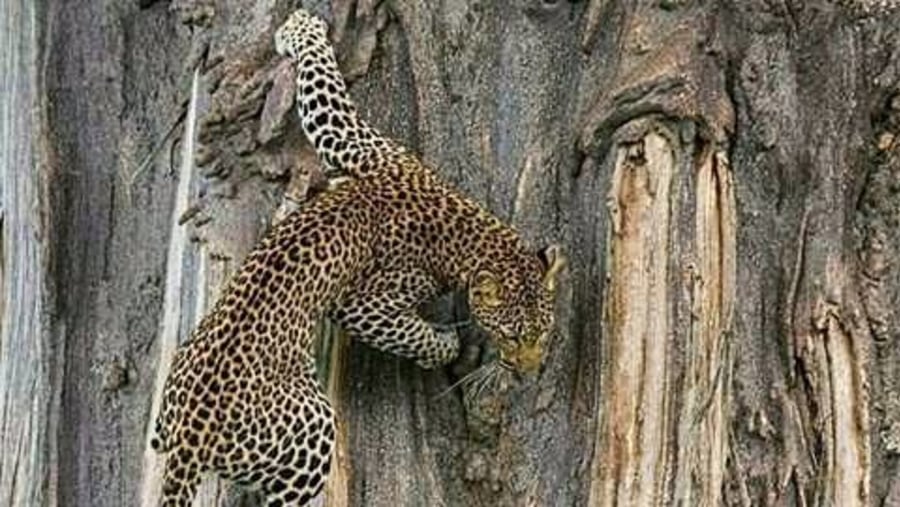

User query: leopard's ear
[470,271,503,308]
[538,244,566,293]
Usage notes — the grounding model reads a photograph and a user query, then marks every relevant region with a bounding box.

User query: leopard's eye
[497,339,517,354]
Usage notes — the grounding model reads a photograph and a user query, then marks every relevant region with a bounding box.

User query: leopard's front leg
[332,268,460,369]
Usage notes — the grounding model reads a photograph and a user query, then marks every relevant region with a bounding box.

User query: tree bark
[2,0,900,506]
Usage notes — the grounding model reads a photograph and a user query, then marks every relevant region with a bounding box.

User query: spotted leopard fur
[274,9,406,178]
[151,8,565,506]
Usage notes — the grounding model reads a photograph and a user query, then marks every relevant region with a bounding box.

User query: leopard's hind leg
[251,375,334,506]
[206,372,335,507]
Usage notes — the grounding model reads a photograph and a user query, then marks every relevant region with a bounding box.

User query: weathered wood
[0,1,56,505]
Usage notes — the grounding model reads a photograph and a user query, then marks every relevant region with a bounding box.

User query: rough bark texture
[3,0,900,506]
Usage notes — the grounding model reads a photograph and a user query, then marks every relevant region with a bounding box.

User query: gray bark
[0,1,56,505]
[2,0,900,506]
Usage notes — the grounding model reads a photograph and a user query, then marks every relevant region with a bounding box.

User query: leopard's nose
[499,354,541,380]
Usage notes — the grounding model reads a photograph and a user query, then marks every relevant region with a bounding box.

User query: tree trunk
[2,0,900,505]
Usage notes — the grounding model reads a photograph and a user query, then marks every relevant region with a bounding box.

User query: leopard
[275,9,559,372]
[150,8,565,507]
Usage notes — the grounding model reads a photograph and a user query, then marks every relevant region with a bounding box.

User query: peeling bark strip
[591,130,736,506]
[797,285,871,506]
[0,0,56,505]
[672,148,735,507]
[821,314,869,506]
[591,131,674,507]
[139,68,202,507]
[321,324,351,507]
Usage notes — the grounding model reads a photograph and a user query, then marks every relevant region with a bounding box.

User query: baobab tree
[2,0,900,505]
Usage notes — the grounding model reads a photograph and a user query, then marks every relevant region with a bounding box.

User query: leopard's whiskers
[466,362,501,404]
[433,362,494,400]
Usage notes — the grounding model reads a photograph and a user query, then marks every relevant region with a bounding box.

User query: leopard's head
[468,245,565,375]
[275,9,329,59]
